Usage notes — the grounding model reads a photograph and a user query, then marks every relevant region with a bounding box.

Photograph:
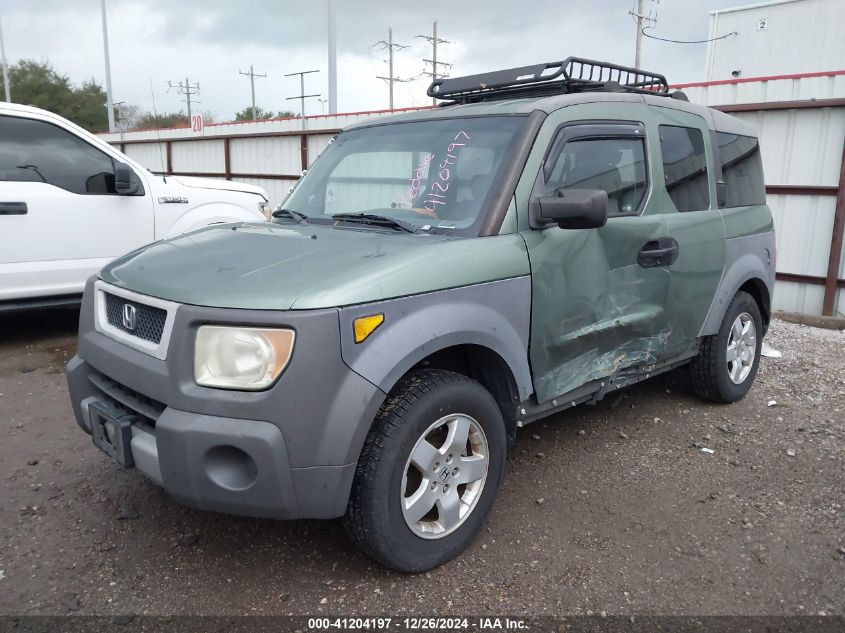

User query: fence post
[822,140,845,316]
[224,138,232,180]
[165,141,173,175]
[300,134,308,172]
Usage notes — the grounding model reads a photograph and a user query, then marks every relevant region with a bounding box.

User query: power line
[632,0,735,48]
[374,27,413,110]
[167,77,200,120]
[417,19,452,105]
[239,64,267,119]
[284,69,320,124]
[641,26,737,45]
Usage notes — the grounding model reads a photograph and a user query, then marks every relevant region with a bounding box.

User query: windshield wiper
[331,213,417,234]
[272,208,309,224]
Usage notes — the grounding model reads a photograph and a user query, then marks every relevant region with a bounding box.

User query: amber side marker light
[353,314,385,343]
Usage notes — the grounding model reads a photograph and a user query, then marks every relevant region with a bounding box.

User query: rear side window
[716,132,766,207]
[543,137,648,217]
[0,115,117,195]
[659,125,710,212]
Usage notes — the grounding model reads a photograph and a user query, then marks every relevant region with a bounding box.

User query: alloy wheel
[726,312,757,384]
[400,414,489,539]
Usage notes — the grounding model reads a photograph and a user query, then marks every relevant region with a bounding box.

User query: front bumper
[66,279,385,520]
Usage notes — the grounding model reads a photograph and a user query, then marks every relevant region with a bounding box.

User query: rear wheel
[690,290,763,403]
[344,369,506,572]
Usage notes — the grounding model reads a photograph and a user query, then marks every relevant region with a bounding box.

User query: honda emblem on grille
[122,304,137,331]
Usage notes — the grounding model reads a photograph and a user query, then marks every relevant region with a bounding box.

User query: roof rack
[427,57,672,104]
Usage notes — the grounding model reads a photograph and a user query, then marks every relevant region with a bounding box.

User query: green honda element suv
[67,58,775,572]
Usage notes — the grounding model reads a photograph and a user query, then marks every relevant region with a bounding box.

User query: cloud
[1,0,745,120]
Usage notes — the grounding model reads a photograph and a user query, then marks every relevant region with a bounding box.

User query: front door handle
[0,202,28,215]
[638,237,679,268]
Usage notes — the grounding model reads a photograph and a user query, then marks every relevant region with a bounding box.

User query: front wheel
[344,369,506,572]
[690,290,763,403]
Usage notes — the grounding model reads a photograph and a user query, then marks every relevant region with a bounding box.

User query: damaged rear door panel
[647,105,728,358]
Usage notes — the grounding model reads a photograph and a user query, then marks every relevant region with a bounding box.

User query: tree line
[6,60,297,133]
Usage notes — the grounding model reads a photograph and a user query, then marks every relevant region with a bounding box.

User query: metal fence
[679,70,845,317]
[101,108,426,206]
[100,71,845,317]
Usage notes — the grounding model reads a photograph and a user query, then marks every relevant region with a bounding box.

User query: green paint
[102,90,774,406]
[101,222,530,310]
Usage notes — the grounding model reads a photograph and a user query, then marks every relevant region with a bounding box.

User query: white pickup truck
[0,102,269,311]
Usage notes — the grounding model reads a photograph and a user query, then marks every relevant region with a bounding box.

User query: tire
[343,369,507,572]
[690,290,763,403]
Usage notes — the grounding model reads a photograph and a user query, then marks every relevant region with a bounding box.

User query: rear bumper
[68,355,357,519]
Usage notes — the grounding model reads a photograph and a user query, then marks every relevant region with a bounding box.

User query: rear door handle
[638,237,679,268]
[0,202,28,215]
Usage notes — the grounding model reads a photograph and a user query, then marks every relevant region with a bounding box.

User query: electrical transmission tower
[167,77,200,120]
[239,65,267,120]
[417,19,451,105]
[374,27,412,110]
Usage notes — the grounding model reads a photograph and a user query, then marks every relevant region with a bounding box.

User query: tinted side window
[0,115,116,194]
[544,137,648,216]
[659,125,709,212]
[716,132,766,207]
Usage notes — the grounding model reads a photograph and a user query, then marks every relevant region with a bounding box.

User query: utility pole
[0,16,10,102]
[375,28,411,110]
[285,69,320,125]
[100,0,116,132]
[327,0,337,113]
[417,20,452,105]
[239,64,267,119]
[167,77,200,120]
[629,0,657,68]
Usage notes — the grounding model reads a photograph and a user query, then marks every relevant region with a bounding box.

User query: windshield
[282,116,528,234]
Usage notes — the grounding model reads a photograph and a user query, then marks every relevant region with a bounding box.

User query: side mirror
[535,188,608,230]
[114,161,139,195]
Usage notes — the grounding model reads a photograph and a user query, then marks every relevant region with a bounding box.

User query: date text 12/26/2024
[306,617,527,631]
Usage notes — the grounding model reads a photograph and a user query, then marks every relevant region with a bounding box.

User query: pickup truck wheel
[344,369,506,572]
[690,291,763,403]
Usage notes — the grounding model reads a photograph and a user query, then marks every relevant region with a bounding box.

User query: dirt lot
[0,310,843,617]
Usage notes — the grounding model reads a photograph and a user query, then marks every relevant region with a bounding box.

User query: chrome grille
[104,293,166,343]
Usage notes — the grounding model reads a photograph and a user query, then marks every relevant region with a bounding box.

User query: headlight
[194,326,295,390]
[259,202,272,220]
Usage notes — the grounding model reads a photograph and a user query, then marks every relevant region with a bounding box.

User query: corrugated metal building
[677,73,845,318]
[705,0,845,80]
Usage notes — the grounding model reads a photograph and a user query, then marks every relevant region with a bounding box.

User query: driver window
[543,136,648,216]
[0,115,118,195]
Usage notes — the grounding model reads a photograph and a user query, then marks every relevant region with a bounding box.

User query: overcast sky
[2,0,747,121]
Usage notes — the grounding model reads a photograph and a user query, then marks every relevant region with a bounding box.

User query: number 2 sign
[191,114,204,134]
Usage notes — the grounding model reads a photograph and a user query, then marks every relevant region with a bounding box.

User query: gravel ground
[0,310,843,617]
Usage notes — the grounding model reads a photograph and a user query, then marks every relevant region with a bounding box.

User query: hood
[170,175,267,199]
[99,222,530,310]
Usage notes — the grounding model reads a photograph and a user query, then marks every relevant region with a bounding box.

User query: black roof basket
[427,57,671,104]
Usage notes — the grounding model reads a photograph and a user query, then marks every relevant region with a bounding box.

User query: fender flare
[699,253,773,337]
[338,277,534,402]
